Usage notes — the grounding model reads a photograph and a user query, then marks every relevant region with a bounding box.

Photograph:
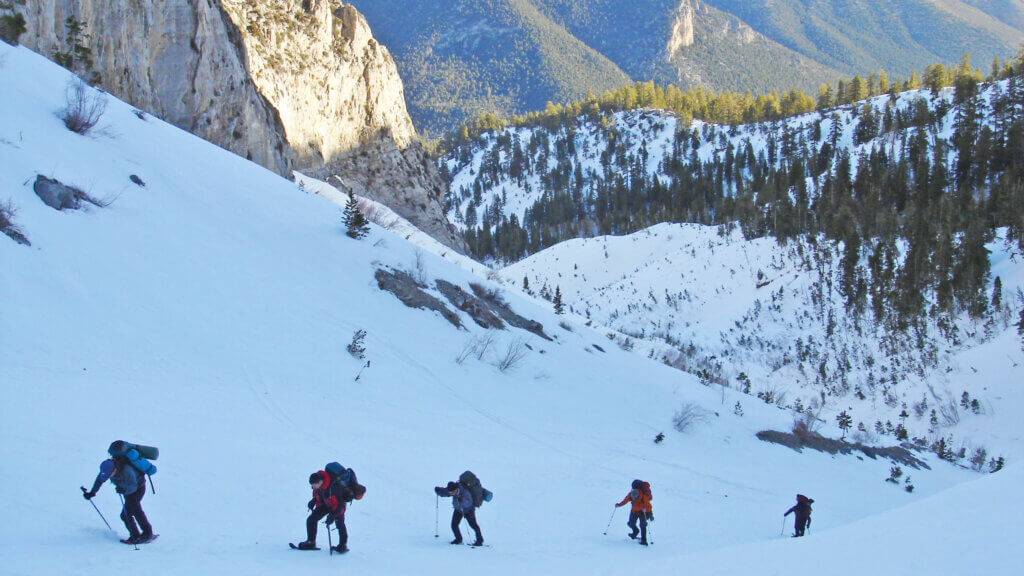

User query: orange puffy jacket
[617,487,652,513]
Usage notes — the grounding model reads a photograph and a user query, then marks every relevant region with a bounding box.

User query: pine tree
[553,285,564,315]
[343,190,370,239]
[837,410,853,440]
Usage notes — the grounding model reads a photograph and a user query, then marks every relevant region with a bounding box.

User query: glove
[308,499,316,511]
[83,491,96,500]
[434,486,447,497]
[614,503,623,508]
[325,514,336,524]
[646,511,654,522]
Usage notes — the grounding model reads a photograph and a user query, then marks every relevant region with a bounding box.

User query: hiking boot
[450,538,463,545]
[628,532,638,540]
[297,541,318,550]
[331,545,349,554]
[471,538,484,547]
[639,540,649,546]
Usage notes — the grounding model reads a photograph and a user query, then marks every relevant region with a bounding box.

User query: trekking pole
[148,474,155,495]
[327,519,333,556]
[647,521,654,546]
[120,494,138,550]
[434,494,440,538]
[81,487,113,532]
[780,515,787,536]
[602,507,618,535]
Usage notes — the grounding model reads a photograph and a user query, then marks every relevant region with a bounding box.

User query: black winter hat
[310,473,322,485]
[446,481,459,492]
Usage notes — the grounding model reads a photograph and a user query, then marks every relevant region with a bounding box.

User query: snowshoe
[331,545,349,554]
[290,541,320,550]
[450,539,463,545]
[471,539,484,547]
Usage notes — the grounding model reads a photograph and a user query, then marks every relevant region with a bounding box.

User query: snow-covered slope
[0,42,1017,576]
[504,223,1024,461]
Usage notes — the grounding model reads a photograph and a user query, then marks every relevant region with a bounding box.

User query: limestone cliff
[17,0,291,176]
[16,0,465,251]
[218,0,463,250]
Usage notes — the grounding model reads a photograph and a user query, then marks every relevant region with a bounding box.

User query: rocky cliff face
[218,0,463,249]
[17,0,291,176]
[16,0,465,251]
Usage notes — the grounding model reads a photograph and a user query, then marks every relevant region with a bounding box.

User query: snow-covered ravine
[503,222,1024,462]
[0,42,1018,576]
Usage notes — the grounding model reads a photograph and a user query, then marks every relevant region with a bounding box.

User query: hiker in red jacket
[296,471,348,553]
[616,479,653,545]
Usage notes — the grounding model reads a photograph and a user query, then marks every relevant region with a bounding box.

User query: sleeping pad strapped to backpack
[325,462,366,502]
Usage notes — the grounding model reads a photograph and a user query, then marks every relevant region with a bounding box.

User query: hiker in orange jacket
[616,479,653,545]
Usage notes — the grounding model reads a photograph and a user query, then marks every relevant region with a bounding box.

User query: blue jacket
[91,459,144,496]
[451,486,474,512]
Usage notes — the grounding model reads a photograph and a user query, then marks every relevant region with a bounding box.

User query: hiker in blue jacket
[434,481,483,546]
[83,454,154,544]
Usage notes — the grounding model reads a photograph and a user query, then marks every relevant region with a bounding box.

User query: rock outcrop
[17,0,292,176]
[16,0,465,251]
[219,0,464,250]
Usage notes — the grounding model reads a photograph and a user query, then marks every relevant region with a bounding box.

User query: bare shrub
[358,198,402,230]
[60,78,107,135]
[494,337,528,373]
[455,330,497,364]
[792,409,823,441]
[938,400,960,426]
[412,249,427,284]
[672,402,711,432]
[558,320,573,332]
[470,282,505,304]
[0,198,30,245]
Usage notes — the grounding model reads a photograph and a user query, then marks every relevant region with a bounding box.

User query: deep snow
[0,42,1019,576]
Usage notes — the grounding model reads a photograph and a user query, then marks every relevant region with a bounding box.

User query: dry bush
[672,402,711,432]
[494,337,528,373]
[0,198,29,245]
[791,409,823,441]
[455,330,498,365]
[60,78,107,135]
[357,198,402,231]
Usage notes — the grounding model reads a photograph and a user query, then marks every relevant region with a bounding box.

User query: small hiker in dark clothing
[784,494,814,537]
[296,470,348,553]
[616,479,653,545]
[83,457,154,544]
[434,481,483,546]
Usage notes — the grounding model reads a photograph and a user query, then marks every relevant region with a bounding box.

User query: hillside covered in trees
[442,53,1024,463]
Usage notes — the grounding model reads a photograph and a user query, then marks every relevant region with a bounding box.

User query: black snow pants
[307,506,347,547]
[120,483,152,539]
[452,508,482,543]
[627,511,648,543]
[794,514,809,537]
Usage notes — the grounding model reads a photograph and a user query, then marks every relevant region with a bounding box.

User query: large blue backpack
[325,462,365,502]
[109,440,158,476]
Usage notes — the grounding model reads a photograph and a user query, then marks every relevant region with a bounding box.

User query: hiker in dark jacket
[784,494,814,537]
[83,457,153,544]
[297,471,348,552]
[434,481,483,546]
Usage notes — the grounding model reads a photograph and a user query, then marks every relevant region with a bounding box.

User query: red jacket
[311,470,343,514]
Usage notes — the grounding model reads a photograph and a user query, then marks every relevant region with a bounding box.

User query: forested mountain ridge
[441,64,1024,462]
[350,0,1024,134]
